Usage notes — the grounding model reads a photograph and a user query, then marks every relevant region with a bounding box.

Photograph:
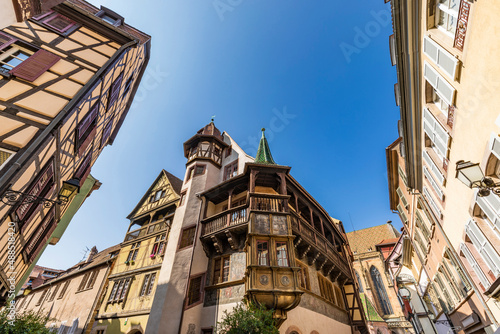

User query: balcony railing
[124,219,170,242]
[250,193,287,213]
[291,212,350,276]
[202,206,248,236]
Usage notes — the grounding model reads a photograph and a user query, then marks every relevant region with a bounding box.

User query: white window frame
[397,187,409,208]
[423,35,459,80]
[423,107,450,159]
[423,186,442,218]
[424,61,456,106]
[435,0,459,38]
[465,218,500,277]
[423,165,444,200]
[423,150,445,185]
[397,204,408,223]
[0,45,34,71]
[476,193,500,240]
[461,242,490,289]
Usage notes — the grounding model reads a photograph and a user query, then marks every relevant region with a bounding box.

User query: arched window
[370,266,393,315]
[355,271,363,292]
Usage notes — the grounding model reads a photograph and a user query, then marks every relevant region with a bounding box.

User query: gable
[128,171,180,220]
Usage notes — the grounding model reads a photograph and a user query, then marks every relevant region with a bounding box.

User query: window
[108,277,131,302]
[186,274,205,307]
[435,0,459,37]
[370,266,393,315]
[96,6,124,26]
[257,241,269,266]
[36,289,48,306]
[396,187,409,208]
[461,242,491,290]
[0,148,15,170]
[179,191,187,206]
[124,75,133,96]
[276,242,289,267]
[224,161,238,181]
[423,186,442,218]
[397,204,408,224]
[58,280,70,299]
[465,218,500,278]
[140,273,156,296]
[107,72,123,110]
[423,35,459,80]
[423,62,455,106]
[0,32,60,81]
[154,190,162,202]
[101,120,113,148]
[195,165,206,176]
[213,256,230,284]
[423,165,444,200]
[32,11,77,34]
[297,261,310,290]
[179,226,196,249]
[151,234,166,256]
[225,146,232,158]
[78,270,99,291]
[187,167,195,181]
[476,192,500,239]
[126,242,140,262]
[432,89,449,116]
[76,102,99,156]
[355,271,363,293]
[423,150,445,185]
[74,152,92,186]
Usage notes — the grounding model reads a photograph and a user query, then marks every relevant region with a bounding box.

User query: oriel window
[276,242,289,267]
[257,241,269,266]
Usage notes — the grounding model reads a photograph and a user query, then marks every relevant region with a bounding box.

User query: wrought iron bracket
[1,189,62,207]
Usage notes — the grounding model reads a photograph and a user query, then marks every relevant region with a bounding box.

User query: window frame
[95,6,124,27]
[32,10,79,35]
[276,241,289,267]
[0,147,15,171]
[256,240,269,266]
[212,255,231,285]
[179,190,187,206]
[185,273,205,309]
[178,225,196,250]
[223,160,239,181]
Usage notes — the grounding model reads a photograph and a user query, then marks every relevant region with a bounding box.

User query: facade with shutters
[138,122,368,334]
[14,245,121,334]
[388,0,500,332]
[91,170,182,334]
[0,0,150,303]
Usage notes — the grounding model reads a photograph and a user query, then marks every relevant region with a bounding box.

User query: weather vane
[211,115,216,122]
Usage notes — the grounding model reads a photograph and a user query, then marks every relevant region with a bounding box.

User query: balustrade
[124,219,170,242]
[202,206,248,236]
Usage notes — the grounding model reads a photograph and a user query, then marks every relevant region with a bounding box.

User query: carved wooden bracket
[317,258,328,271]
[294,236,302,248]
[309,252,320,266]
[211,235,223,254]
[225,230,238,251]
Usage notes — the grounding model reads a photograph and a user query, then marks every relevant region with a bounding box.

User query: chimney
[86,246,98,263]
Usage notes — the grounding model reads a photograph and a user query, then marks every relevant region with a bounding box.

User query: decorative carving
[260,275,269,285]
[453,0,470,51]
[294,236,302,248]
[317,258,328,271]
[187,324,196,334]
[212,235,223,254]
[281,275,291,286]
[299,245,311,259]
[309,252,320,266]
[226,230,238,250]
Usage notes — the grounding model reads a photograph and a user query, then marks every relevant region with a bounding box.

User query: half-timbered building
[0,0,150,303]
[138,122,368,334]
[91,170,182,334]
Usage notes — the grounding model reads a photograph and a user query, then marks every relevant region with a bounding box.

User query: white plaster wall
[0,1,17,29]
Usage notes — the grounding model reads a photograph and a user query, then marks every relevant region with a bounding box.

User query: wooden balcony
[249,193,288,213]
[124,219,170,242]
[201,206,248,237]
[290,212,351,278]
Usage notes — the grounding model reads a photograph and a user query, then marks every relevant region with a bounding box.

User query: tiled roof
[359,293,385,322]
[346,224,400,254]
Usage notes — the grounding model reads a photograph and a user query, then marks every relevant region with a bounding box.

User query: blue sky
[39,0,402,269]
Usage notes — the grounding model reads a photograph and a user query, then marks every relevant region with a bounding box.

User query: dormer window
[96,6,124,27]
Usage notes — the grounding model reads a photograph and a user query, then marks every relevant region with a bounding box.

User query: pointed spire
[254,128,276,165]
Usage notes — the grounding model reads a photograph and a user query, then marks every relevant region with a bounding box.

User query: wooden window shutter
[0,32,17,51]
[101,120,113,147]
[74,152,92,184]
[77,104,99,156]
[10,49,60,82]
[108,73,123,109]
[42,14,76,33]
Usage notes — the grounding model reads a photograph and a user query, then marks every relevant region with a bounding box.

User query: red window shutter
[42,14,76,33]
[77,104,99,141]
[101,120,113,147]
[10,49,60,82]
[108,73,123,109]
[78,127,96,156]
[74,152,92,184]
[0,32,17,51]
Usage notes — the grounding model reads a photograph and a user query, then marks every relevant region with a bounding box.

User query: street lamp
[58,178,80,203]
[455,160,500,197]
[1,178,81,207]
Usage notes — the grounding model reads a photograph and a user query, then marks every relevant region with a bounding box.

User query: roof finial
[255,128,276,165]
[211,115,216,123]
